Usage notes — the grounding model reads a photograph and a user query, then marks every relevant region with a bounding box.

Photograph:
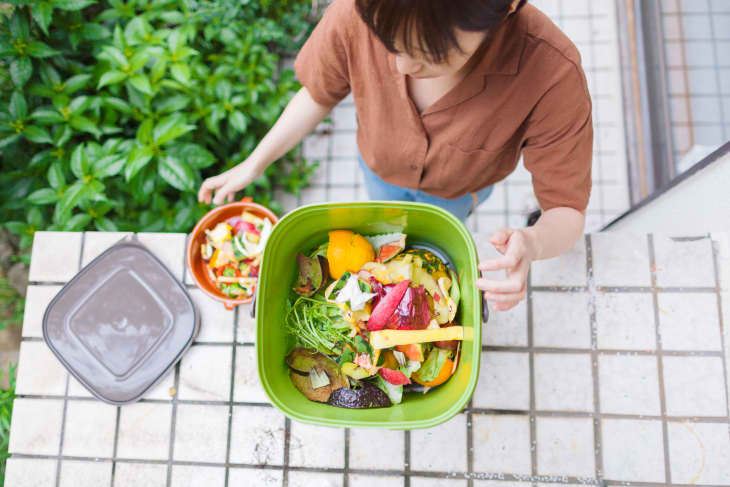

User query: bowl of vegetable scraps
[255,201,484,429]
[187,197,278,310]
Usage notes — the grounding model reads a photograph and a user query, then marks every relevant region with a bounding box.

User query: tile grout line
[343,428,350,487]
[527,264,537,481]
[647,234,672,483]
[707,1,728,140]
[586,235,604,483]
[165,362,181,486]
[283,417,291,487]
[53,232,85,487]
[467,399,474,487]
[224,306,239,487]
[709,236,730,424]
[404,430,411,487]
[109,406,121,487]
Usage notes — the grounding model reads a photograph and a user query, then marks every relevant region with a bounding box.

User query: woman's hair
[355,0,527,63]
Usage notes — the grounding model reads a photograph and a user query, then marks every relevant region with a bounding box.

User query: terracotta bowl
[186,197,279,310]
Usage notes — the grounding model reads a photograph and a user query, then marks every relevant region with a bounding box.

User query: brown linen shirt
[294,0,593,211]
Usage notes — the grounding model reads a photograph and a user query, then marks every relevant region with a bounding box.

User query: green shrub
[0,363,14,486]
[1,0,317,250]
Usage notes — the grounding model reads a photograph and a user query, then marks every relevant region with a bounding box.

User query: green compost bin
[256,201,483,429]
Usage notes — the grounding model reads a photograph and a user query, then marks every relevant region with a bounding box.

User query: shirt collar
[472,10,527,77]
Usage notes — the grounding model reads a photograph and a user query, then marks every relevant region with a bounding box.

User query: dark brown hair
[355,0,526,63]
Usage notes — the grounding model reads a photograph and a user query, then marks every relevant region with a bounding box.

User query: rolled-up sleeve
[294,0,353,107]
[522,61,593,212]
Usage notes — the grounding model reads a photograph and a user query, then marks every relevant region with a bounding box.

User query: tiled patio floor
[7,231,730,486]
[292,0,630,233]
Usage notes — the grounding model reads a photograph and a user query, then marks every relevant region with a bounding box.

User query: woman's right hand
[198,162,263,205]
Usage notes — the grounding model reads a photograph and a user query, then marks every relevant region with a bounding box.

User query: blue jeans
[358,155,493,222]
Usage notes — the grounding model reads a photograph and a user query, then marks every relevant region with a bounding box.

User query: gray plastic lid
[43,238,199,405]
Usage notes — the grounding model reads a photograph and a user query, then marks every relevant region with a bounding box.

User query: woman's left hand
[477,227,539,311]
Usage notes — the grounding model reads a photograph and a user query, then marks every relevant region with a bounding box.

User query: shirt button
[409,164,418,170]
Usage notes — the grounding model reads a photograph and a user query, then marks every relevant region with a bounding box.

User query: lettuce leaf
[376,375,403,404]
[415,348,451,383]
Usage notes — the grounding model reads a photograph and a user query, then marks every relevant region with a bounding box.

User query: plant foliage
[1,0,318,250]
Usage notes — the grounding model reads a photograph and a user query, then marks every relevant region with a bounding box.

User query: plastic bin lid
[43,237,199,405]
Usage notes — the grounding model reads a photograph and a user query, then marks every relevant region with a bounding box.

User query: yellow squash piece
[369,326,464,350]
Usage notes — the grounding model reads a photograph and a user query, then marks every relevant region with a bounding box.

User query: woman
[198,0,592,311]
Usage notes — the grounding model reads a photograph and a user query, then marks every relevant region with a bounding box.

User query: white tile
[331,132,358,158]
[303,133,330,159]
[60,460,112,487]
[532,292,591,348]
[653,236,716,287]
[81,231,133,266]
[601,419,665,482]
[173,404,228,463]
[15,341,67,396]
[67,376,94,398]
[230,405,285,465]
[411,478,467,487]
[599,355,661,415]
[189,289,235,343]
[288,471,342,487]
[472,352,530,410]
[658,293,722,351]
[141,371,176,400]
[410,414,467,472]
[114,462,168,487]
[228,468,283,486]
[29,231,82,282]
[178,345,232,401]
[4,458,57,487]
[535,353,594,412]
[483,298,528,347]
[668,421,730,484]
[663,356,728,416]
[289,421,345,469]
[117,402,172,460]
[233,345,269,403]
[170,465,226,487]
[21,285,62,337]
[530,238,587,287]
[136,233,186,281]
[332,104,358,130]
[476,482,530,487]
[63,400,117,457]
[472,414,531,475]
[476,182,506,212]
[349,474,402,487]
[9,398,63,455]
[506,183,536,214]
[600,183,630,211]
[591,234,651,287]
[330,159,360,185]
[349,428,404,470]
[595,292,656,350]
[536,417,595,477]
[300,185,328,205]
[328,186,359,202]
[237,303,256,343]
[475,214,507,236]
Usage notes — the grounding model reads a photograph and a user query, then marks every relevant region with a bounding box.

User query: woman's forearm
[522,207,585,261]
[246,86,336,172]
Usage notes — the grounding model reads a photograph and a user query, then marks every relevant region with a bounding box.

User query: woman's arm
[477,207,585,311]
[198,86,337,205]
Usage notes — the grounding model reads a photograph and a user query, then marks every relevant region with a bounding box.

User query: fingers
[212,181,241,205]
[477,277,524,293]
[198,177,219,204]
[491,299,521,311]
[483,289,526,303]
[488,227,514,247]
[478,254,521,272]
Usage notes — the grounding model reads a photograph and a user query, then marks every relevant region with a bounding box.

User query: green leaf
[48,162,65,189]
[128,48,151,72]
[136,119,153,145]
[31,2,53,36]
[124,17,148,45]
[53,0,97,10]
[70,115,102,138]
[159,155,196,192]
[128,75,152,95]
[23,125,53,144]
[4,222,28,236]
[26,41,60,58]
[102,97,132,114]
[229,111,248,132]
[63,213,93,231]
[81,23,109,41]
[97,70,127,89]
[53,124,72,147]
[167,29,183,54]
[124,146,154,181]
[10,56,32,87]
[155,94,190,114]
[9,11,30,40]
[30,107,64,124]
[153,115,193,145]
[9,91,28,120]
[170,63,190,85]
[159,11,185,24]
[92,155,126,179]
[99,46,127,67]
[0,134,22,149]
[27,188,59,205]
[70,144,89,178]
[63,74,91,94]
[168,143,216,169]
[57,181,89,217]
[69,95,92,115]
[95,217,118,232]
